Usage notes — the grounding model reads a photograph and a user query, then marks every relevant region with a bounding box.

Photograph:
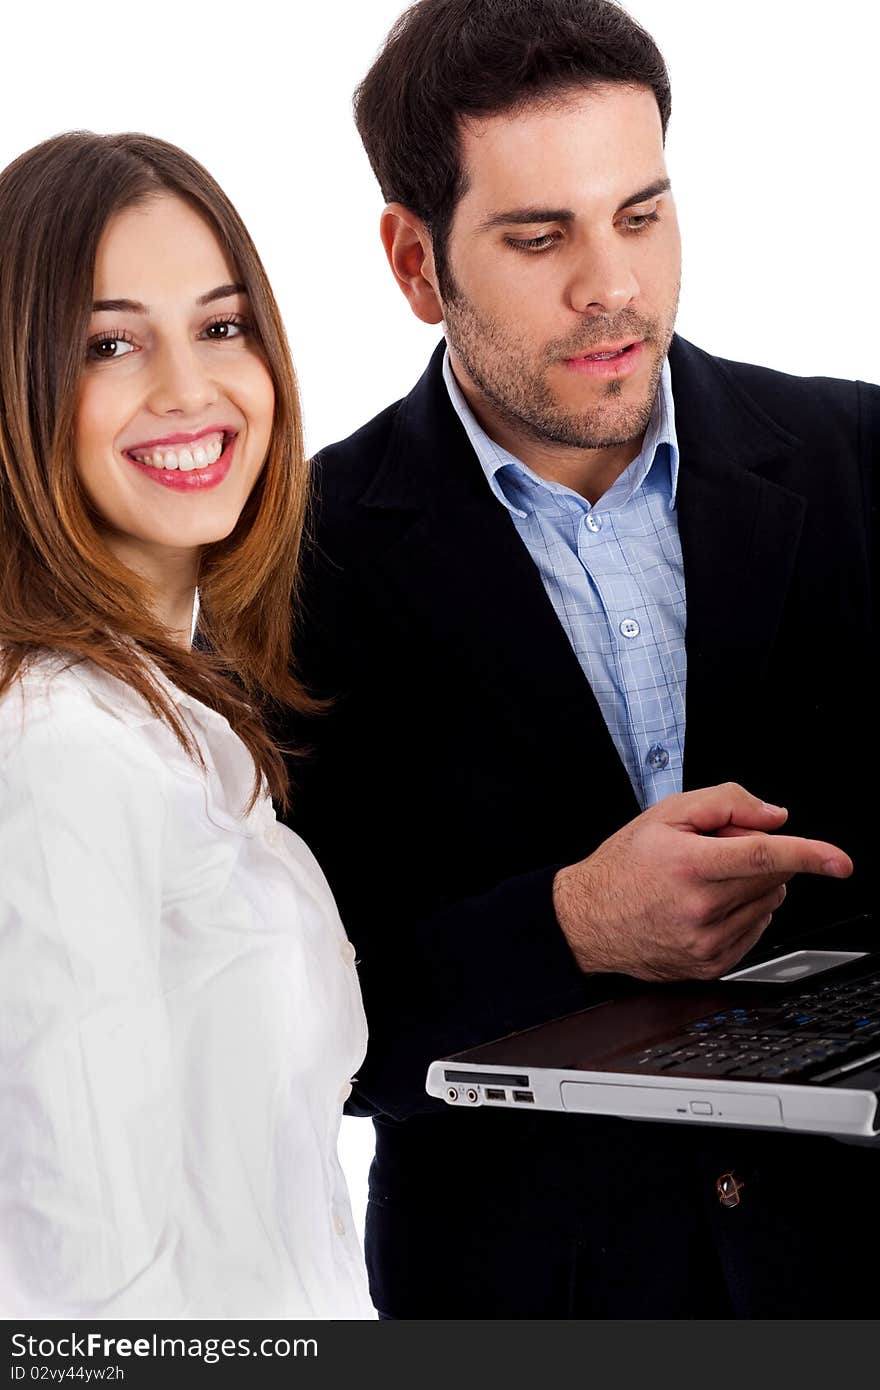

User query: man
[285,0,876,1317]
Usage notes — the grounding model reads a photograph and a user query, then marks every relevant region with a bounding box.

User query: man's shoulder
[307,341,452,534]
[310,398,405,515]
[674,336,877,441]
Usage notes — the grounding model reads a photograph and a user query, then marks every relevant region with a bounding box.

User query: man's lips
[562,339,645,378]
[564,339,642,362]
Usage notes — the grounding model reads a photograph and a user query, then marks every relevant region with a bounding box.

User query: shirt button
[333,1214,347,1237]
[619,618,641,639]
[585,512,602,533]
[266,825,283,848]
[340,941,357,964]
[716,1171,746,1208]
[646,743,670,771]
[339,1081,353,1103]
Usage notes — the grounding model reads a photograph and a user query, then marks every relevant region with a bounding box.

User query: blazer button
[716,1171,746,1208]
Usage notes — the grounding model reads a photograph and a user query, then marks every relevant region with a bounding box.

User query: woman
[0,132,372,1319]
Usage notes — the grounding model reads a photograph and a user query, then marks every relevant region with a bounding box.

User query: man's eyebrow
[91,282,247,313]
[476,208,575,232]
[616,178,671,211]
[476,179,672,231]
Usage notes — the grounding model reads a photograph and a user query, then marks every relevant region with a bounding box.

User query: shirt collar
[442,346,680,519]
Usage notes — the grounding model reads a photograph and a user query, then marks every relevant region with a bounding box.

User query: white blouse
[0,654,373,1319]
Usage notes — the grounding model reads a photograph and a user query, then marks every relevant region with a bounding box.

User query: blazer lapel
[350,336,808,813]
[356,342,641,822]
[669,338,807,791]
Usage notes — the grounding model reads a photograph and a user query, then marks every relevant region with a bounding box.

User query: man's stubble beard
[442,273,679,453]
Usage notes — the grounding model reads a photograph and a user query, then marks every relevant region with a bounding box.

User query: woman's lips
[125,434,237,490]
[562,340,645,378]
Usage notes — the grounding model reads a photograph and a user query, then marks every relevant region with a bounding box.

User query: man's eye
[620,211,660,233]
[505,233,560,253]
[86,334,135,361]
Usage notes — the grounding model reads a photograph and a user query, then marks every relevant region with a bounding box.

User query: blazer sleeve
[0,704,188,1317]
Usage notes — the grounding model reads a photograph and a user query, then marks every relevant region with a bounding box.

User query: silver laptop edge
[425,1058,880,1141]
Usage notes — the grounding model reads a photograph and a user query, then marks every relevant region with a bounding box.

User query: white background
[2,1,876,1246]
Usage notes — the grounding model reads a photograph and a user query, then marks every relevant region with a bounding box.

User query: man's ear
[380,203,444,325]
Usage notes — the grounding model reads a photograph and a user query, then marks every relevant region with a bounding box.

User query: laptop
[426,915,880,1143]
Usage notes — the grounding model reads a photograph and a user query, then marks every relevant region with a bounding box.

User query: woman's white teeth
[130,433,226,470]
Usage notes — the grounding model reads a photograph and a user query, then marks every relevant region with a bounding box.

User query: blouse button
[266,825,283,849]
[333,1214,346,1237]
[340,941,358,964]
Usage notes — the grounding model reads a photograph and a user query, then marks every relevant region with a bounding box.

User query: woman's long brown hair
[0,131,316,810]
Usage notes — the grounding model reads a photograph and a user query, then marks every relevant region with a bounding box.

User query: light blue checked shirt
[443,350,686,809]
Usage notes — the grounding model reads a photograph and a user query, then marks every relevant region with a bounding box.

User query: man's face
[439,83,681,453]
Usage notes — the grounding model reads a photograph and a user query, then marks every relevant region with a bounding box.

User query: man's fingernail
[762,802,786,814]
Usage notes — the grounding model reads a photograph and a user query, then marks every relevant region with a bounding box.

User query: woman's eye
[86,334,135,361]
[202,316,250,340]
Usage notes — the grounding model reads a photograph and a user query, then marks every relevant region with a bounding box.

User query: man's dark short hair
[354,0,671,294]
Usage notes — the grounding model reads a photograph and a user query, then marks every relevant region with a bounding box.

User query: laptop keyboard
[620,972,880,1082]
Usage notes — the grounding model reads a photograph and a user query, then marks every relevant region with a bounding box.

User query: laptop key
[655,1050,702,1071]
[660,1057,742,1076]
[622,975,879,1080]
[732,1038,869,1080]
[632,1047,683,1067]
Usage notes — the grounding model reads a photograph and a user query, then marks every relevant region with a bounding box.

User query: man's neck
[448,356,644,506]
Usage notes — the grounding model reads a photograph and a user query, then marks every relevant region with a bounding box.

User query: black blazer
[284,336,877,1317]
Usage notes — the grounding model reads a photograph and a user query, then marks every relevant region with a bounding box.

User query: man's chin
[531,393,657,451]
[535,424,649,451]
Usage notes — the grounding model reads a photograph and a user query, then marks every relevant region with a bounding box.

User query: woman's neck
[103,535,200,650]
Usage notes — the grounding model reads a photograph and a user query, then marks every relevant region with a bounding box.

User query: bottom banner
[2,1317,874,1389]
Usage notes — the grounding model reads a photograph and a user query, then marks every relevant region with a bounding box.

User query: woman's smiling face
[75,193,275,573]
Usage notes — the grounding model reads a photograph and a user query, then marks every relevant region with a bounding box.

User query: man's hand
[552,782,853,981]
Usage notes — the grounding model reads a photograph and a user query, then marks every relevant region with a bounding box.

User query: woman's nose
[146,341,219,417]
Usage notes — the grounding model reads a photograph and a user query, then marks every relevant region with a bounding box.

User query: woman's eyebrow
[91,282,247,313]
[197,282,247,306]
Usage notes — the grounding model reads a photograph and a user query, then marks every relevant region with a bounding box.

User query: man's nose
[146,341,219,416]
[566,234,639,318]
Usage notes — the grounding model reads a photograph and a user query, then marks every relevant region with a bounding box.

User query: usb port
[484,1088,506,1101]
[512,1090,534,1104]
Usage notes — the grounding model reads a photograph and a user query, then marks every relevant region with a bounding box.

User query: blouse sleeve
[0,702,188,1317]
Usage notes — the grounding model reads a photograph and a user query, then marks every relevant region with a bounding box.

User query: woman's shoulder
[0,653,168,775]
[1,651,265,834]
